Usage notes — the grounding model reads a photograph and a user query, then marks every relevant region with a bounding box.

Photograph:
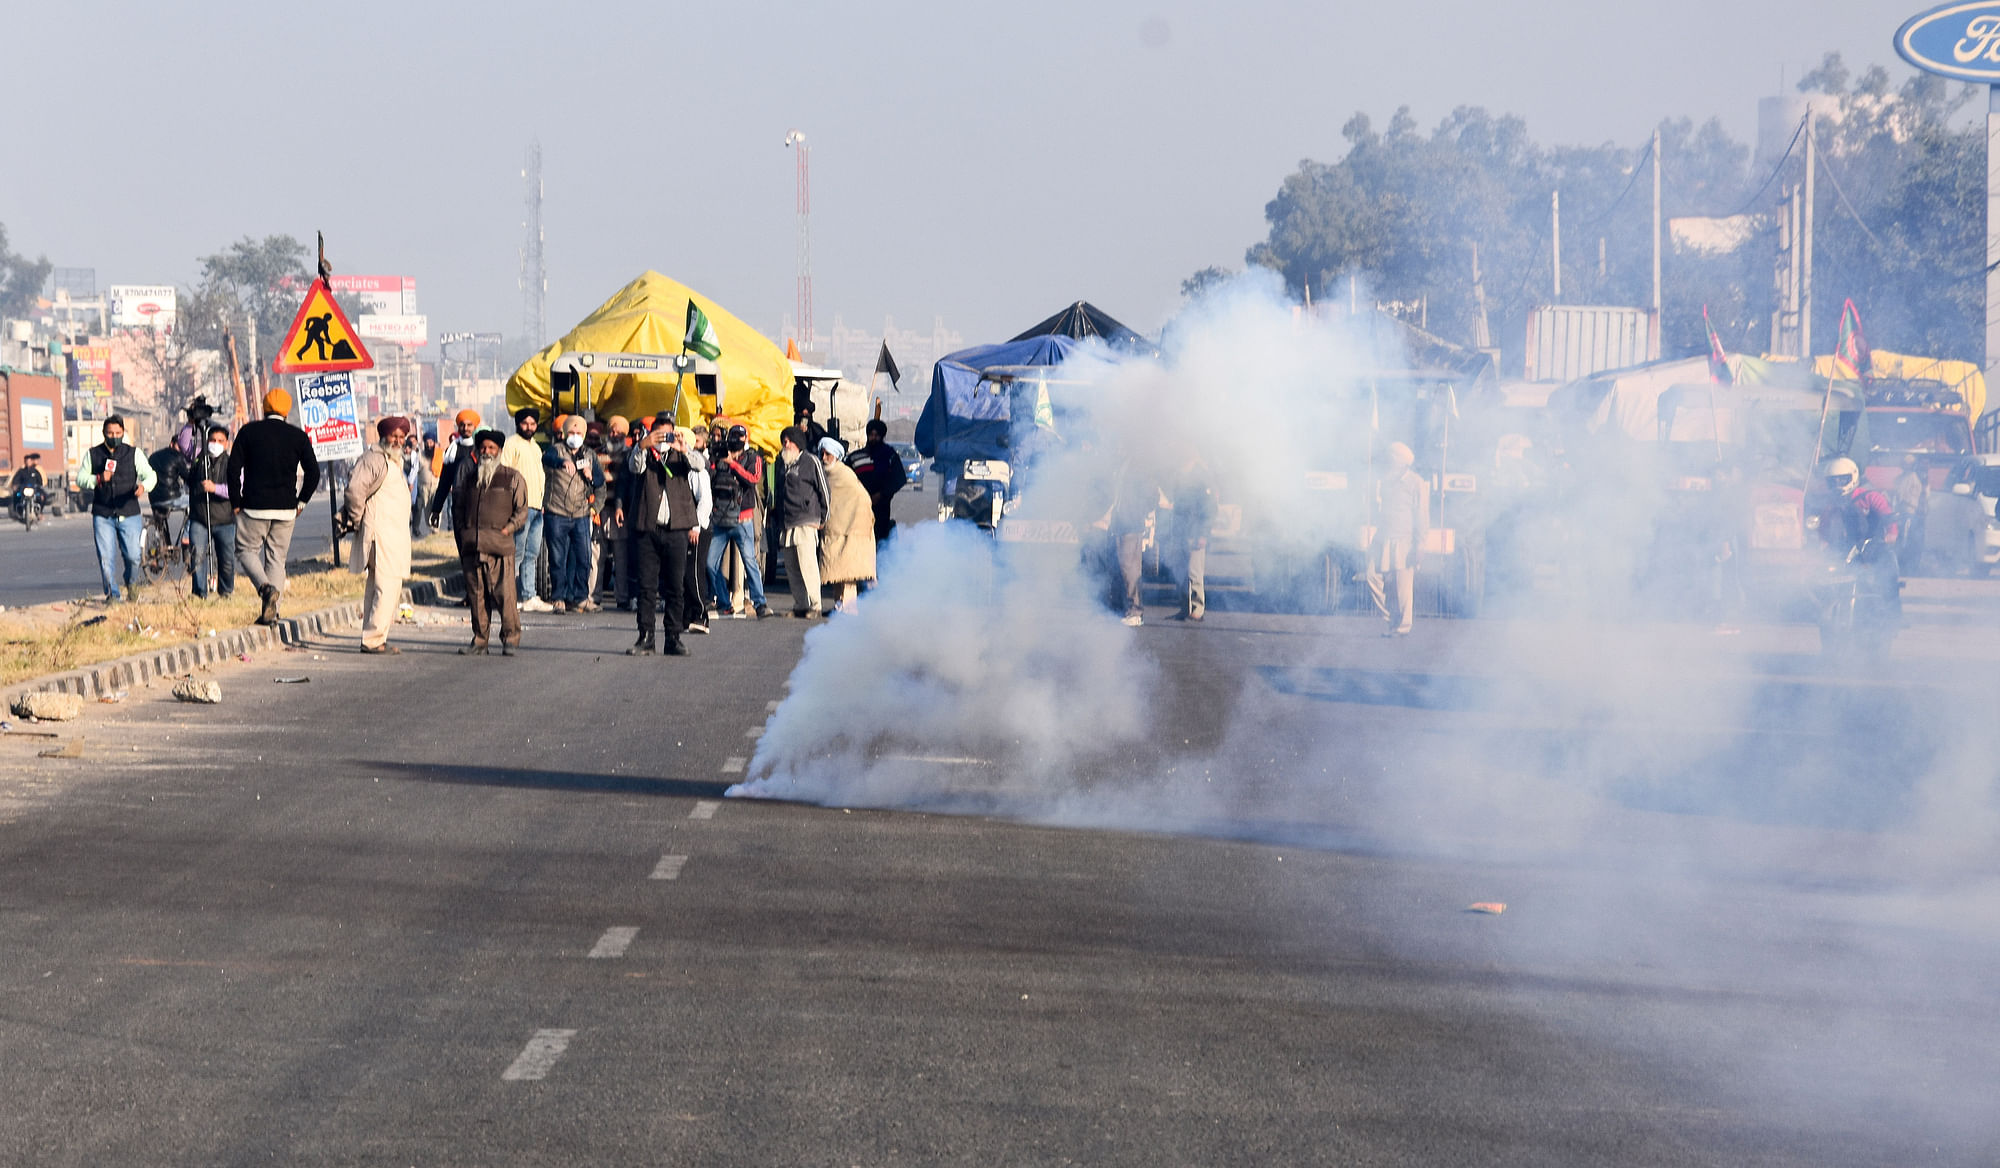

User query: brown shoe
[359,643,401,655]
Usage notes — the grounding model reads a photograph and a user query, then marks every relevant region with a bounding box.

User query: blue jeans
[545,513,592,605]
[93,513,144,599]
[188,521,238,598]
[514,508,544,601]
[706,520,767,611]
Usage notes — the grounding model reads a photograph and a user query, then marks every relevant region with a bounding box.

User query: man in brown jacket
[451,430,529,655]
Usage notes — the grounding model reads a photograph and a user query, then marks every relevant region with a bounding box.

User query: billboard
[107,285,177,330]
[356,314,429,345]
[296,371,365,460]
[328,275,418,316]
[69,345,114,416]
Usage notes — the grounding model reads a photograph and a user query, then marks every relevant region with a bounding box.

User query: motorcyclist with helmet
[1815,456,1901,618]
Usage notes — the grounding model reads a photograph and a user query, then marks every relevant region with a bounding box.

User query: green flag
[683,301,721,360]
[1032,378,1056,433]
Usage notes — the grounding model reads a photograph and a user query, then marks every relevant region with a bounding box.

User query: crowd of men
[63,392,915,658]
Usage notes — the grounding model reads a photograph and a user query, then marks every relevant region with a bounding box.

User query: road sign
[274,278,374,374]
[297,371,365,461]
[1896,3,2000,81]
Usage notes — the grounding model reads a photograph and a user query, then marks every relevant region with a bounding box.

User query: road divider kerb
[0,574,465,707]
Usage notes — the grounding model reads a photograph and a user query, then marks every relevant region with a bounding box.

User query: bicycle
[142,503,188,584]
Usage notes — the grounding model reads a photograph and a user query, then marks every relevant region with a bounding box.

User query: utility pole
[1988,85,2000,385]
[520,140,546,352]
[785,130,812,352]
[1801,111,1816,358]
[1550,190,1562,301]
[1651,126,1662,358]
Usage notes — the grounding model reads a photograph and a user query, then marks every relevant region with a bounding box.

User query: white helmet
[1822,456,1860,492]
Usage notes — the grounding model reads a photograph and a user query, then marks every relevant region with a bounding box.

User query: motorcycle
[1816,540,1900,661]
[10,485,46,531]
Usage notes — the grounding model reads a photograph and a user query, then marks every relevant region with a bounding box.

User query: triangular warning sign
[274,278,374,374]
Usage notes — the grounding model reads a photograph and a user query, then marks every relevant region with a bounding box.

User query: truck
[0,371,68,513]
[1851,378,1980,574]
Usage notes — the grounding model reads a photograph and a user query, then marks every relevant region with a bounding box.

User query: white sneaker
[1121,612,1143,628]
[520,597,554,613]
[687,622,710,634]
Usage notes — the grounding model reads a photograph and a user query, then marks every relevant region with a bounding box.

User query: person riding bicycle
[1816,456,1901,616]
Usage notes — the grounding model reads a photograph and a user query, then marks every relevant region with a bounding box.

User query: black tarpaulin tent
[1010,301,1149,349]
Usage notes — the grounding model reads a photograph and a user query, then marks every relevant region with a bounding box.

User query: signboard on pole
[297,371,365,460]
[356,314,429,345]
[1896,3,2000,80]
[107,285,178,331]
[274,279,375,375]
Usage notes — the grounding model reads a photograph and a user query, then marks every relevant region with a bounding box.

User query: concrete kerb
[2,572,466,707]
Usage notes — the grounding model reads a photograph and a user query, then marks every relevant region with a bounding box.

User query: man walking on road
[451,430,527,656]
[342,417,415,655]
[1368,441,1430,637]
[774,426,829,619]
[845,418,908,543]
[182,425,236,599]
[83,414,157,603]
[501,407,550,612]
[227,389,321,626]
[1100,455,1159,628]
[1168,448,1216,622]
[541,414,603,614]
[625,422,699,656]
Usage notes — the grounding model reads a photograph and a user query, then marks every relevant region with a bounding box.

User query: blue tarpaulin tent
[914,335,1080,472]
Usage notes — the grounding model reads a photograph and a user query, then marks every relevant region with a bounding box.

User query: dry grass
[0,532,462,688]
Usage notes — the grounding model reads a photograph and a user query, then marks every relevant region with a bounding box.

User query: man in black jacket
[226,388,321,625]
[182,425,237,599]
[845,419,907,542]
[625,421,698,657]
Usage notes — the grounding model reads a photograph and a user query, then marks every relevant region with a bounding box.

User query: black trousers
[683,529,709,625]
[635,527,687,641]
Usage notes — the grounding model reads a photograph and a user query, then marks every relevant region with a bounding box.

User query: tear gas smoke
[728,271,2000,1158]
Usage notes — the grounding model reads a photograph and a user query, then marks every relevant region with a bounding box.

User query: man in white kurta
[342,417,416,654]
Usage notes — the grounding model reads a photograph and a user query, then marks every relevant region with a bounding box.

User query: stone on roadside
[11,692,84,721]
[172,678,222,704]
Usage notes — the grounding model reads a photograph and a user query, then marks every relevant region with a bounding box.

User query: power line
[1729,116,1804,216]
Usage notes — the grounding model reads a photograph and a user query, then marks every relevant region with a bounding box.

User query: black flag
[874,341,901,389]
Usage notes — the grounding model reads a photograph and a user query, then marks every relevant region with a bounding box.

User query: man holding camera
[705,423,773,619]
[625,418,700,657]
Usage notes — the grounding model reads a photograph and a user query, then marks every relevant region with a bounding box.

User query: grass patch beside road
[0,532,462,688]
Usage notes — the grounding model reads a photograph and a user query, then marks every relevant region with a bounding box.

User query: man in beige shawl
[817,437,876,614]
[341,417,415,654]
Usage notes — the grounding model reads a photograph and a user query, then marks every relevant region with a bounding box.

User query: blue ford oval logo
[1898,2,2000,81]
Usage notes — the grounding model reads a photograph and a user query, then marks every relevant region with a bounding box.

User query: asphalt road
[1,525,1997,1164]
[0,504,341,609]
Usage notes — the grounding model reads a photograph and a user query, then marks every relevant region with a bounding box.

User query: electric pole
[520,140,546,352]
[785,130,812,352]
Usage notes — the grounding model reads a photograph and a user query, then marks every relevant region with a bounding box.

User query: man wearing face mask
[342,417,416,654]
[181,425,237,599]
[542,415,605,614]
[83,414,158,603]
[426,409,482,530]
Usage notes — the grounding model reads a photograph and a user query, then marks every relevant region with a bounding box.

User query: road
[0,504,341,608]
[1,510,1996,1163]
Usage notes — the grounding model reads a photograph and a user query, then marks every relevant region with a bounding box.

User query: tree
[0,222,52,323]
[1180,266,1234,300]
[194,235,312,358]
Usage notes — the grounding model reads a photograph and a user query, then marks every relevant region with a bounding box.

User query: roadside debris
[273,676,310,684]
[172,678,223,704]
[38,739,84,759]
[10,692,83,721]
[1465,902,1507,915]
[98,691,127,704]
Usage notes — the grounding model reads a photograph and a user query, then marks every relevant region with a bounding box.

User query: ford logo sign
[1897,2,2000,82]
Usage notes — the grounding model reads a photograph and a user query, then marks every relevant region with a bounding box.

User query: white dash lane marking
[721,757,746,773]
[588,927,639,958]
[744,726,763,739]
[501,1029,577,1081]
[689,801,719,820]
[650,854,689,880]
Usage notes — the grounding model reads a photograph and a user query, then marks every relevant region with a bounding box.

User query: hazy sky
[3,1,1923,355]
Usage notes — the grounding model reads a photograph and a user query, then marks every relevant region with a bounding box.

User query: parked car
[1929,453,2000,578]
[892,441,925,488]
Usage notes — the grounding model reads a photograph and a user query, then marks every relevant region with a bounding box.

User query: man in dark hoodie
[226,388,320,625]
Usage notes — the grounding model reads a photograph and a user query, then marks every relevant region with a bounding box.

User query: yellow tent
[1809,350,1986,419]
[506,271,794,452]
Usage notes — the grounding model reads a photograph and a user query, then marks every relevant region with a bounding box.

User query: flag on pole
[1703,305,1734,385]
[874,341,901,389]
[683,301,721,360]
[1832,297,1871,383]
[1032,377,1056,433]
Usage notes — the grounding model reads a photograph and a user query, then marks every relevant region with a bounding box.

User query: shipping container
[1524,306,1656,382]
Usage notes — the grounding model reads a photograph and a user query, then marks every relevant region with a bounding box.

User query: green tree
[1180,266,1234,300]
[0,222,53,323]
[195,235,311,356]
